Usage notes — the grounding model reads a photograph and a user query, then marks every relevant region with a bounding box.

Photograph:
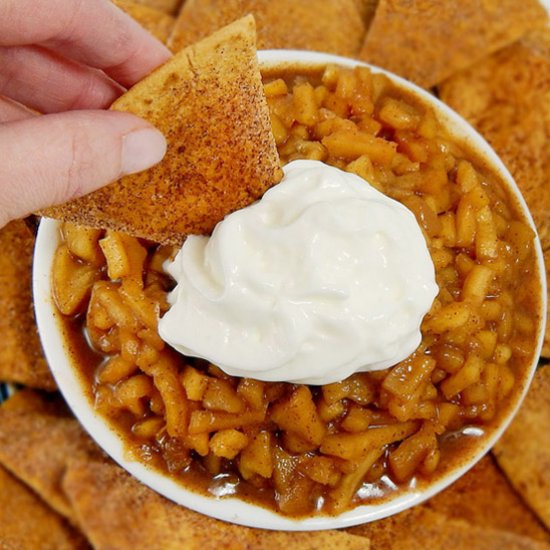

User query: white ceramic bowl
[33,50,547,531]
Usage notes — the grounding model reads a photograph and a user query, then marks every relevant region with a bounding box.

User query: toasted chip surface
[131,0,182,15]
[347,455,550,544]
[0,220,56,391]
[1,388,69,417]
[0,465,89,550]
[113,0,175,43]
[0,403,105,524]
[544,251,550,356]
[42,16,282,245]
[354,0,379,27]
[347,506,544,550]
[64,460,370,550]
[493,366,550,531]
[360,0,548,88]
[439,28,550,355]
[426,456,550,542]
[168,0,366,57]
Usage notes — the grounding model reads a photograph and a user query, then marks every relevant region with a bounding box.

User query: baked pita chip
[0,466,88,550]
[439,28,550,355]
[131,0,182,15]
[0,404,105,525]
[543,251,550,357]
[354,0,379,27]
[347,506,544,550]
[42,16,282,245]
[426,455,550,543]
[1,388,69,417]
[359,0,548,88]
[168,0,366,57]
[113,0,175,43]
[64,460,370,550]
[493,366,550,531]
[0,220,56,391]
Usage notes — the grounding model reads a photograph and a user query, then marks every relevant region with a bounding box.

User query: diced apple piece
[209,429,248,459]
[203,378,245,414]
[52,244,100,315]
[270,386,326,446]
[239,431,273,479]
[321,421,419,460]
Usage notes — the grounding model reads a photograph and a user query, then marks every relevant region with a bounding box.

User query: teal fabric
[0,383,13,404]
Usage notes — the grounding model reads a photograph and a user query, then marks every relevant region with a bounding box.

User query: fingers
[0,96,36,123]
[0,46,124,113]
[0,111,167,226]
[0,0,171,88]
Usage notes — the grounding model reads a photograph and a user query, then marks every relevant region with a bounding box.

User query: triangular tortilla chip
[493,366,550,531]
[132,0,181,15]
[347,506,544,550]
[113,0,175,43]
[359,0,548,88]
[168,0,366,58]
[346,456,550,545]
[354,0,379,27]
[544,251,550,357]
[426,456,549,542]
[0,466,88,550]
[438,28,550,355]
[42,16,282,245]
[1,388,69,417]
[63,460,370,550]
[0,220,56,391]
[0,404,106,525]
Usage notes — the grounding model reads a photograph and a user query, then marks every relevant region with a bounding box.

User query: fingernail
[121,128,167,176]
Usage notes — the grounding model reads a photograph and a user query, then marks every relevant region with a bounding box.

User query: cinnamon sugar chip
[347,455,550,545]
[0,402,105,525]
[41,16,282,246]
[439,28,550,355]
[354,0,379,28]
[493,366,550,531]
[1,388,69,417]
[359,0,548,88]
[168,0,366,57]
[64,460,370,550]
[130,0,181,15]
[0,220,56,391]
[424,456,549,542]
[0,465,88,550]
[543,251,550,357]
[113,0,175,43]
[347,506,545,550]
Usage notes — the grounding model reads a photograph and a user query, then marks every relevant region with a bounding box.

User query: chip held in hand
[41,16,282,246]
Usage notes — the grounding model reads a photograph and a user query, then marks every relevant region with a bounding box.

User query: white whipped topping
[158,160,438,385]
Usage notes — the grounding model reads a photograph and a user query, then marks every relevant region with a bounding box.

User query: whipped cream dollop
[159,160,438,385]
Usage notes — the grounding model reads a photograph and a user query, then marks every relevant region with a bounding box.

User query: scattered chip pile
[131,0,183,15]
[493,366,550,530]
[2,0,550,547]
[113,0,176,43]
[0,220,56,391]
[359,0,548,88]
[168,0,366,57]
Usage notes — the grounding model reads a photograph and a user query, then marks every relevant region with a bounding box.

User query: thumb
[0,110,166,226]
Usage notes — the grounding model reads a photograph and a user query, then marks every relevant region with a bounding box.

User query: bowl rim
[33,49,547,531]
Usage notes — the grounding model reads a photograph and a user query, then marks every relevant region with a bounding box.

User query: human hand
[0,0,171,228]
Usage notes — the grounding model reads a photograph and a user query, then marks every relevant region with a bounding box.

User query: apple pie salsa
[52,64,542,516]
